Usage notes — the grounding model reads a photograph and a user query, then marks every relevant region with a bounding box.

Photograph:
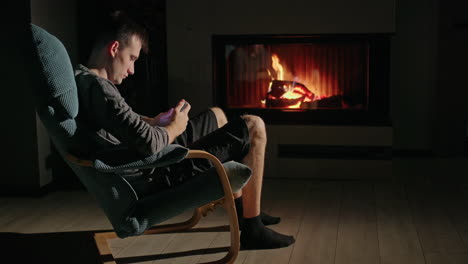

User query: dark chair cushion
[31,24,78,137]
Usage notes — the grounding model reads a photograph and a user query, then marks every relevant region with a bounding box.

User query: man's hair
[94,10,149,54]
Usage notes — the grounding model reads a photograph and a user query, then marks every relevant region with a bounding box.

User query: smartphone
[180,101,188,112]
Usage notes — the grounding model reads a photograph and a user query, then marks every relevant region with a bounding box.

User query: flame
[270,55,300,108]
[271,54,284,80]
[266,54,312,109]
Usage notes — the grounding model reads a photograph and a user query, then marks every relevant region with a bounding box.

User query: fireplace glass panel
[213,34,390,125]
[225,42,368,110]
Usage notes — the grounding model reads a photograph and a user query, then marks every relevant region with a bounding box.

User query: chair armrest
[185,149,243,257]
[65,144,189,172]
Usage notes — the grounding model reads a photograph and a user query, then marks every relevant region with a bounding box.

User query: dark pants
[143,110,250,195]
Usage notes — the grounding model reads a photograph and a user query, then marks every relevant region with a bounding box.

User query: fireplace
[212,34,391,125]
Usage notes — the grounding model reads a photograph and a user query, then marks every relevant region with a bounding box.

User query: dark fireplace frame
[212,33,392,126]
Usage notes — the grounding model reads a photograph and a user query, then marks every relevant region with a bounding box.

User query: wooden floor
[2,159,468,264]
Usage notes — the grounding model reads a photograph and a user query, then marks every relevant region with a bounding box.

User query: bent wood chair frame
[67,150,240,264]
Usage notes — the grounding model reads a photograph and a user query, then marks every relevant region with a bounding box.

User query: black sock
[234,197,281,227]
[240,215,295,250]
[234,196,244,222]
[260,211,281,225]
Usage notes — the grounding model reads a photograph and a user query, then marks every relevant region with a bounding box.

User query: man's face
[109,35,142,85]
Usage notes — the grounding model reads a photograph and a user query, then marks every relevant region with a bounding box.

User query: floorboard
[2,173,468,264]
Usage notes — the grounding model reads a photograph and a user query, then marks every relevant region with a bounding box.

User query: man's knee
[210,107,228,128]
[242,115,267,145]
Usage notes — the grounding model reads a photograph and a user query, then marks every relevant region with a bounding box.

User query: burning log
[265,80,315,108]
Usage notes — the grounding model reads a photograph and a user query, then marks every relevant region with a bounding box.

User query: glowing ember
[282,90,303,100]
[280,88,306,109]
[288,101,302,109]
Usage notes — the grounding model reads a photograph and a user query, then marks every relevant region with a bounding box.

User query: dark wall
[2,1,41,191]
[390,0,438,152]
[433,0,468,155]
[77,0,168,116]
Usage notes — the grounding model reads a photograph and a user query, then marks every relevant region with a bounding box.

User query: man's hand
[152,108,175,127]
[165,99,191,143]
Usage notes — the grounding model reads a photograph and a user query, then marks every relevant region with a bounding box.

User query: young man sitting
[75,10,295,250]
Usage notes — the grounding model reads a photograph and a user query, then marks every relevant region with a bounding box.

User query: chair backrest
[30,24,142,237]
[30,24,81,150]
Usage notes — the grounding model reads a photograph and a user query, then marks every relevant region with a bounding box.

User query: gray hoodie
[74,64,169,158]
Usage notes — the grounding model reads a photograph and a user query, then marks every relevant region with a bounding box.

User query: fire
[282,89,303,100]
[265,54,315,109]
[271,54,284,80]
[270,55,303,108]
[287,101,302,108]
[281,90,303,109]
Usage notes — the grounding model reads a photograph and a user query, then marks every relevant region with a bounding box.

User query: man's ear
[108,40,120,58]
